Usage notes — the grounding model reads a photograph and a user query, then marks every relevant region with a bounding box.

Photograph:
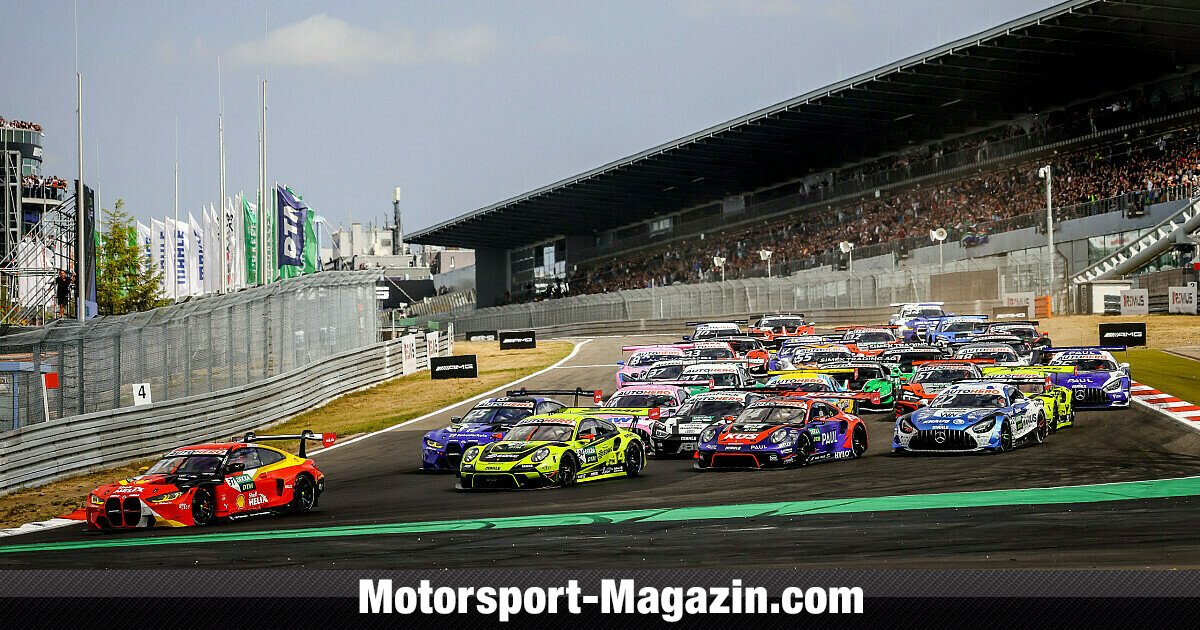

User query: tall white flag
[152,218,168,296]
[188,212,204,297]
[136,221,153,272]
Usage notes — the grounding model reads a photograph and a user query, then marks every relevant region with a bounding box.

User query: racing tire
[1032,414,1048,445]
[624,443,644,477]
[997,419,1014,453]
[191,488,216,526]
[850,426,868,459]
[793,434,813,467]
[290,474,317,513]
[557,454,578,488]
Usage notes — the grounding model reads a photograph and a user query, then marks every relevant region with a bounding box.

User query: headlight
[970,417,997,433]
[424,438,444,449]
[1103,378,1123,392]
[146,491,184,503]
[769,428,788,444]
[89,494,104,506]
[898,418,917,434]
[463,446,481,462]
[700,427,718,443]
[531,447,550,463]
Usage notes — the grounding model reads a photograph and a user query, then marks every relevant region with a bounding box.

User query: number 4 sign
[132,383,152,406]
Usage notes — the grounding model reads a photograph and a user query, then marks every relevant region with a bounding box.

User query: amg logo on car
[430,355,479,379]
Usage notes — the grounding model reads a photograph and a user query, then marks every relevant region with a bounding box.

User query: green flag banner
[243,196,259,285]
[302,208,318,274]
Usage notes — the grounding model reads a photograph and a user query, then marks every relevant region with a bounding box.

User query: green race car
[816,362,900,412]
[457,413,647,490]
[979,366,1076,431]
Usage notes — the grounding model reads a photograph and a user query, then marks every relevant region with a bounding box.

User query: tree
[96,200,168,315]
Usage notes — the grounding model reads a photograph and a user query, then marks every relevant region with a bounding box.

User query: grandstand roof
[410,0,1200,250]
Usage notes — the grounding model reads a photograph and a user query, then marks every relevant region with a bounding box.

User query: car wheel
[851,426,868,458]
[793,434,813,467]
[1032,414,1048,445]
[624,443,644,477]
[191,488,216,526]
[557,454,578,488]
[290,475,317,513]
[998,419,1014,452]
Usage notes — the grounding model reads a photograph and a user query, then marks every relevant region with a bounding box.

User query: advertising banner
[1119,289,1149,315]
[431,355,479,379]
[1168,286,1197,314]
[499,330,537,350]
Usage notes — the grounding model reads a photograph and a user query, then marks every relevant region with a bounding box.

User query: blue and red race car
[694,396,868,469]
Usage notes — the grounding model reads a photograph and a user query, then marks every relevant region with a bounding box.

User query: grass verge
[0,340,573,529]
[1122,348,1200,406]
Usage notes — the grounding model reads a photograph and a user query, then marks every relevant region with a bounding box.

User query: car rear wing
[988,320,1040,327]
[913,358,996,365]
[890,302,944,307]
[686,320,747,326]
[833,325,901,331]
[1042,346,1127,353]
[619,379,714,389]
[768,368,856,376]
[506,388,603,406]
[240,430,336,458]
[620,344,690,353]
[980,365,1075,376]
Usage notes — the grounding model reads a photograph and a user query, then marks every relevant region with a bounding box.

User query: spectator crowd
[21,175,69,200]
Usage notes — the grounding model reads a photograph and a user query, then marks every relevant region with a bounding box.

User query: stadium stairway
[1072,193,1200,284]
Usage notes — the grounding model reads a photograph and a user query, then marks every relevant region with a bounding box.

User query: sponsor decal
[465,330,498,342]
[430,355,479,379]
[1099,322,1147,346]
[499,331,537,350]
[226,474,256,492]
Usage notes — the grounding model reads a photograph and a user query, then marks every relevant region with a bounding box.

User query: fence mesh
[433,253,1054,332]
[0,270,380,430]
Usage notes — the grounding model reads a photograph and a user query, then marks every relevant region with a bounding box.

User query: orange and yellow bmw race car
[85,430,334,531]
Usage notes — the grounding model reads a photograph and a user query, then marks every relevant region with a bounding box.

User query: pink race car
[616,345,687,387]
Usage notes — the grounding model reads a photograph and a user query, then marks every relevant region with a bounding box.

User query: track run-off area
[3,335,1200,569]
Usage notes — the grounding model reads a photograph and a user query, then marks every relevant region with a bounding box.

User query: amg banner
[1099,322,1147,346]
[499,330,537,350]
[430,355,478,379]
[465,330,498,342]
[992,305,1029,319]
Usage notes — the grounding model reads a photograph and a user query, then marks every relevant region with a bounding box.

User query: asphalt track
[3,335,1200,569]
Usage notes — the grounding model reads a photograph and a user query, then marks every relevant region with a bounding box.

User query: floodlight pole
[1040,165,1055,303]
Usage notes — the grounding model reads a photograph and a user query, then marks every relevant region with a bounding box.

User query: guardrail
[0,327,453,495]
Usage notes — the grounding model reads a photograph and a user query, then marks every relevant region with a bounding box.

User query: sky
[2,0,1057,235]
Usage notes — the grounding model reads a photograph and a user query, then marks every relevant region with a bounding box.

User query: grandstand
[409,0,1200,310]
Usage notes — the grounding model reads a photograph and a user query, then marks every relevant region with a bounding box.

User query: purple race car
[694,397,868,470]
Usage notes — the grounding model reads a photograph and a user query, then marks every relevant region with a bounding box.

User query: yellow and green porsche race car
[456,413,647,490]
[979,366,1076,431]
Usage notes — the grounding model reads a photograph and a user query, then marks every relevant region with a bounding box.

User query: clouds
[225,14,502,71]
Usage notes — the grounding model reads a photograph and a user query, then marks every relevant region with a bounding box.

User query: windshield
[797,350,850,364]
[759,318,805,329]
[629,352,679,367]
[881,351,944,371]
[736,407,806,424]
[915,368,975,384]
[931,392,1007,408]
[1013,382,1046,394]
[677,399,744,418]
[728,340,758,353]
[992,326,1036,338]
[903,307,945,318]
[958,350,1017,362]
[942,322,979,333]
[845,367,884,388]
[694,328,736,340]
[682,373,740,387]
[688,348,734,360]
[847,331,894,343]
[504,423,574,442]
[1056,357,1117,371]
[606,393,676,408]
[146,455,224,476]
[459,406,533,426]
[643,365,684,380]
[767,379,831,392]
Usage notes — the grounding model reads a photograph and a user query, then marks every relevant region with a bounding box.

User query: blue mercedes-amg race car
[1042,346,1131,408]
[893,382,1048,454]
[422,389,597,470]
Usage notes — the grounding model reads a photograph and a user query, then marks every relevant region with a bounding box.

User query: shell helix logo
[236,494,246,509]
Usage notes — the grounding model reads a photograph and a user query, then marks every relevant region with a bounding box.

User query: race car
[656,390,763,456]
[561,407,666,451]
[954,342,1025,366]
[923,316,988,347]
[757,373,880,413]
[977,366,1076,430]
[836,326,902,356]
[894,360,987,417]
[888,302,950,341]
[716,336,773,374]
[617,345,687,386]
[677,362,756,390]
[457,414,646,489]
[773,343,857,370]
[747,314,815,346]
[981,321,1052,350]
[421,392,578,470]
[603,383,691,418]
[893,382,1048,453]
[694,397,868,469]
[768,336,838,370]
[1042,346,1131,408]
[878,345,951,381]
[964,333,1032,355]
[683,321,746,341]
[816,360,900,412]
[86,431,334,530]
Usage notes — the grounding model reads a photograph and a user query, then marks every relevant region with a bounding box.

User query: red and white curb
[1131,382,1200,433]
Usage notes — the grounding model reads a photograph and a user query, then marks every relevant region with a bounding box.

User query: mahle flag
[276,185,307,278]
[243,197,259,285]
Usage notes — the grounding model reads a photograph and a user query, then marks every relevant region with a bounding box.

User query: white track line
[0,518,79,538]
[313,338,594,457]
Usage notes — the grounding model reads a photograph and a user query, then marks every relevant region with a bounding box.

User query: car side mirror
[492,433,504,440]
[138,466,150,474]
[616,361,624,366]
[682,336,692,341]
[450,416,462,423]
[1120,362,1130,372]
[723,415,736,422]
[579,433,596,442]
[224,462,246,474]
